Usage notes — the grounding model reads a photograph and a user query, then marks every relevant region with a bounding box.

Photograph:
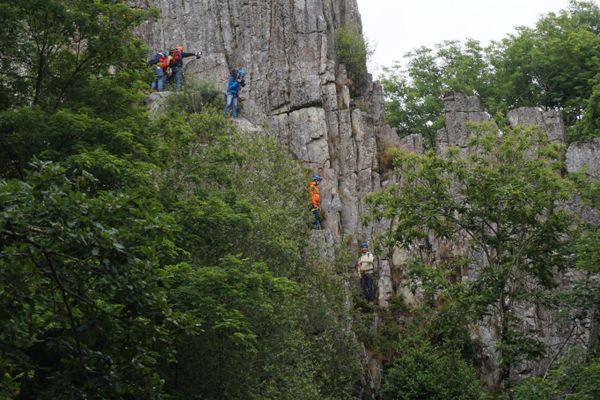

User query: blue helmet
[360,242,369,249]
[238,67,246,78]
[313,175,322,181]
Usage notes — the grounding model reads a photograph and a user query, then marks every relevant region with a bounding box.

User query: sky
[356,0,588,75]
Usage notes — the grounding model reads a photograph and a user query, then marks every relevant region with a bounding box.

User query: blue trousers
[172,67,184,92]
[224,93,238,118]
[151,68,165,92]
[311,207,321,229]
[360,274,374,302]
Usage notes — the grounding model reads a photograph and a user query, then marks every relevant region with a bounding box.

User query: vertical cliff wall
[136,0,600,392]
[136,0,392,249]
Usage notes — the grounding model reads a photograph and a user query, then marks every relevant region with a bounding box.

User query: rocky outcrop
[507,107,565,143]
[137,0,387,245]
[136,0,600,393]
[437,92,491,154]
[137,1,393,396]
[566,138,600,176]
[418,92,599,386]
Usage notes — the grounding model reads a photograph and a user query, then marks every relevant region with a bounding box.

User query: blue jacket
[227,77,241,95]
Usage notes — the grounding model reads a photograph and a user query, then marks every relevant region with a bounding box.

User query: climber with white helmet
[356,242,376,302]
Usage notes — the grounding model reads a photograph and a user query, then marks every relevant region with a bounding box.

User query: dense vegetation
[0,1,361,398]
[381,0,600,148]
[368,121,600,399]
[335,23,371,92]
[2,0,599,399]
[377,4,600,396]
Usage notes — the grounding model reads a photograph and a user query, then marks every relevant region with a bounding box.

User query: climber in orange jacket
[308,175,322,229]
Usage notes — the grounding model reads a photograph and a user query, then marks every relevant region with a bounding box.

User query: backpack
[170,50,180,65]
[148,51,167,66]
[169,46,185,67]
[159,54,170,71]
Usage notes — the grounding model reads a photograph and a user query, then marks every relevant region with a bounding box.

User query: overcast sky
[356,0,591,75]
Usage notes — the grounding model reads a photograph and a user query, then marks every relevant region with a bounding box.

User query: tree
[0,2,364,398]
[488,0,600,139]
[380,337,482,400]
[381,40,491,148]
[0,0,155,180]
[514,348,600,400]
[149,101,362,399]
[0,162,175,398]
[381,1,600,145]
[368,123,578,389]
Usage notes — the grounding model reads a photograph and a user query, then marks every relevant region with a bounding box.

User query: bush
[380,337,482,400]
[166,79,225,114]
[514,348,600,400]
[334,24,370,91]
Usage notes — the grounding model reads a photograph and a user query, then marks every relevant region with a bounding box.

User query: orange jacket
[308,181,321,208]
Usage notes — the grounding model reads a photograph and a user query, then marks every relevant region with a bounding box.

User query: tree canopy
[0,1,362,398]
[381,0,600,146]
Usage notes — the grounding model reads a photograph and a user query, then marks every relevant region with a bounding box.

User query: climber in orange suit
[308,175,322,229]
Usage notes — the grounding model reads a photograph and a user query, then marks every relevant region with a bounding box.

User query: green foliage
[0,0,152,110]
[164,79,226,114]
[161,259,320,400]
[0,1,363,398]
[381,40,491,148]
[380,336,482,400]
[298,241,363,399]
[368,123,579,389]
[381,1,600,145]
[488,1,600,141]
[514,349,600,400]
[0,162,174,398]
[0,0,154,182]
[335,24,370,91]
[140,65,361,400]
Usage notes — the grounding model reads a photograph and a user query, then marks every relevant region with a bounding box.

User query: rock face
[428,92,599,387]
[507,107,565,143]
[566,138,600,176]
[136,0,600,393]
[137,0,386,245]
[137,1,392,395]
[437,91,491,154]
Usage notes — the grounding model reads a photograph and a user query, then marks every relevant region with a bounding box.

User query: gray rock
[139,0,383,246]
[138,0,600,391]
[507,107,565,143]
[566,138,600,176]
[437,92,492,152]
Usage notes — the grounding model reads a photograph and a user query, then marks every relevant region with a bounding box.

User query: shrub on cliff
[380,337,482,400]
[335,23,370,92]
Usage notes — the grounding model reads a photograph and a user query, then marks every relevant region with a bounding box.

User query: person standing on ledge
[168,46,200,91]
[356,242,376,302]
[224,69,242,118]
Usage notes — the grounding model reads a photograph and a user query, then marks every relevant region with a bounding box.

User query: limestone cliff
[136,0,600,393]
[136,0,389,245]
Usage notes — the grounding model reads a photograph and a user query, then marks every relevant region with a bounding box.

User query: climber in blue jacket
[224,69,243,118]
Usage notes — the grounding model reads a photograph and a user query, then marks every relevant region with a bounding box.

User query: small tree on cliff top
[335,23,371,92]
